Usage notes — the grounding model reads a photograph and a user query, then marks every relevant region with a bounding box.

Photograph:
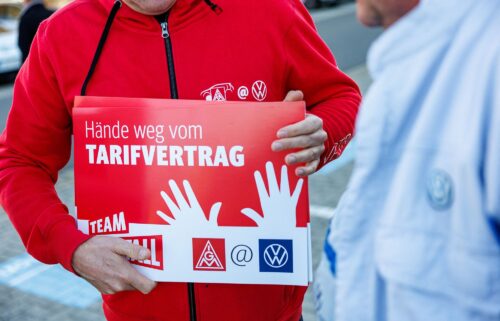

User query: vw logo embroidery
[251,80,267,101]
[426,169,454,210]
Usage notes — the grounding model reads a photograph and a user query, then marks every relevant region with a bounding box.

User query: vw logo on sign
[259,239,293,273]
[263,244,288,268]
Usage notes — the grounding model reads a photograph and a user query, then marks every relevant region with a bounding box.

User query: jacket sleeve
[284,2,361,168]
[0,21,90,272]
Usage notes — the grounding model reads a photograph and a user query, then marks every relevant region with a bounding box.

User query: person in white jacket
[315,0,500,320]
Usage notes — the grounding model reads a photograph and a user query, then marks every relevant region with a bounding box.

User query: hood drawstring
[81,0,122,96]
[81,0,221,96]
[203,0,222,15]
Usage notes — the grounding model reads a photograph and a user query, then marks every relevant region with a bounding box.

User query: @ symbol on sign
[231,245,253,267]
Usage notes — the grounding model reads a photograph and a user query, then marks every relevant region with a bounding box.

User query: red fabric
[0,0,360,320]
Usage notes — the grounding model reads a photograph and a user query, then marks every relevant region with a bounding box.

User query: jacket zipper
[158,13,197,321]
[160,13,179,99]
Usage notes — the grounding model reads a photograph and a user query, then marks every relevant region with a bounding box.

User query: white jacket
[328,0,500,320]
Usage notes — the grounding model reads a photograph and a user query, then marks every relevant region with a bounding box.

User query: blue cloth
[323,227,336,276]
[327,0,500,320]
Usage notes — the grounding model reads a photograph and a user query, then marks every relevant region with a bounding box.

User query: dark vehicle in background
[303,0,354,9]
[303,0,338,9]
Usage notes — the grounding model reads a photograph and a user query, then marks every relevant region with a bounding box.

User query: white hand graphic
[156,179,222,227]
[241,161,304,229]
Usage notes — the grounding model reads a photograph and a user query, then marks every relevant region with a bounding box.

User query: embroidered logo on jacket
[201,83,234,101]
[237,86,249,100]
[251,80,267,101]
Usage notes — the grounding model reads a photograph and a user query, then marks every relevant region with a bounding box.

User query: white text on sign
[88,211,128,235]
[85,145,245,167]
[123,235,164,270]
[85,121,204,144]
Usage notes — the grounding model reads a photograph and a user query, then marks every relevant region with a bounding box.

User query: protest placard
[73,96,312,285]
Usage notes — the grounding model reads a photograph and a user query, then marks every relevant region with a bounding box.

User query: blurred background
[0,1,380,320]
[0,0,69,80]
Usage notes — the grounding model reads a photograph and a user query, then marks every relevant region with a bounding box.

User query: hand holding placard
[272,90,327,177]
[156,179,222,227]
[241,162,303,230]
[72,236,157,294]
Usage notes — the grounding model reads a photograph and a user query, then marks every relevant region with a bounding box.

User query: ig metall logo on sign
[259,239,293,273]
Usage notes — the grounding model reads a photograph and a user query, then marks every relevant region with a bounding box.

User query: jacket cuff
[319,133,352,169]
[46,212,92,273]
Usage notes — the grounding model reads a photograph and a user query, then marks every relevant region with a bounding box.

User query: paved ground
[313,5,381,70]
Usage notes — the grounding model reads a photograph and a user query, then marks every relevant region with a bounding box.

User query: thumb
[283,90,304,102]
[113,238,150,261]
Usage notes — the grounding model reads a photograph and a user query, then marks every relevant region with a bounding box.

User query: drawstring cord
[81,0,221,96]
[203,0,222,14]
[81,0,122,96]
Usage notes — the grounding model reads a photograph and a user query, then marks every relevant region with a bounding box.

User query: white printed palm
[156,180,222,227]
[241,161,304,229]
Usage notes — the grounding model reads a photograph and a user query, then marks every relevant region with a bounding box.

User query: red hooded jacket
[0,0,360,320]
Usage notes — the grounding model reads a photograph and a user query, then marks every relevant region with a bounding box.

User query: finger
[254,169,269,200]
[280,165,290,195]
[272,130,327,152]
[160,190,180,216]
[169,179,190,210]
[277,115,323,139]
[291,178,304,204]
[156,210,175,225]
[295,159,320,177]
[113,238,150,261]
[265,161,279,195]
[285,145,325,165]
[209,202,222,225]
[241,208,263,226]
[182,180,202,211]
[283,90,304,102]
[125,265,157,294]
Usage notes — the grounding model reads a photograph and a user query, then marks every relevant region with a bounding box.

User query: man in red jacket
[0,0,360,320]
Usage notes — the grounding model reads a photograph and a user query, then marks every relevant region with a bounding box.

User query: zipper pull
[160,21,169,38]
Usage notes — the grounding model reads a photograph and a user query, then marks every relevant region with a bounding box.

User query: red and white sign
[73,96,312,285]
